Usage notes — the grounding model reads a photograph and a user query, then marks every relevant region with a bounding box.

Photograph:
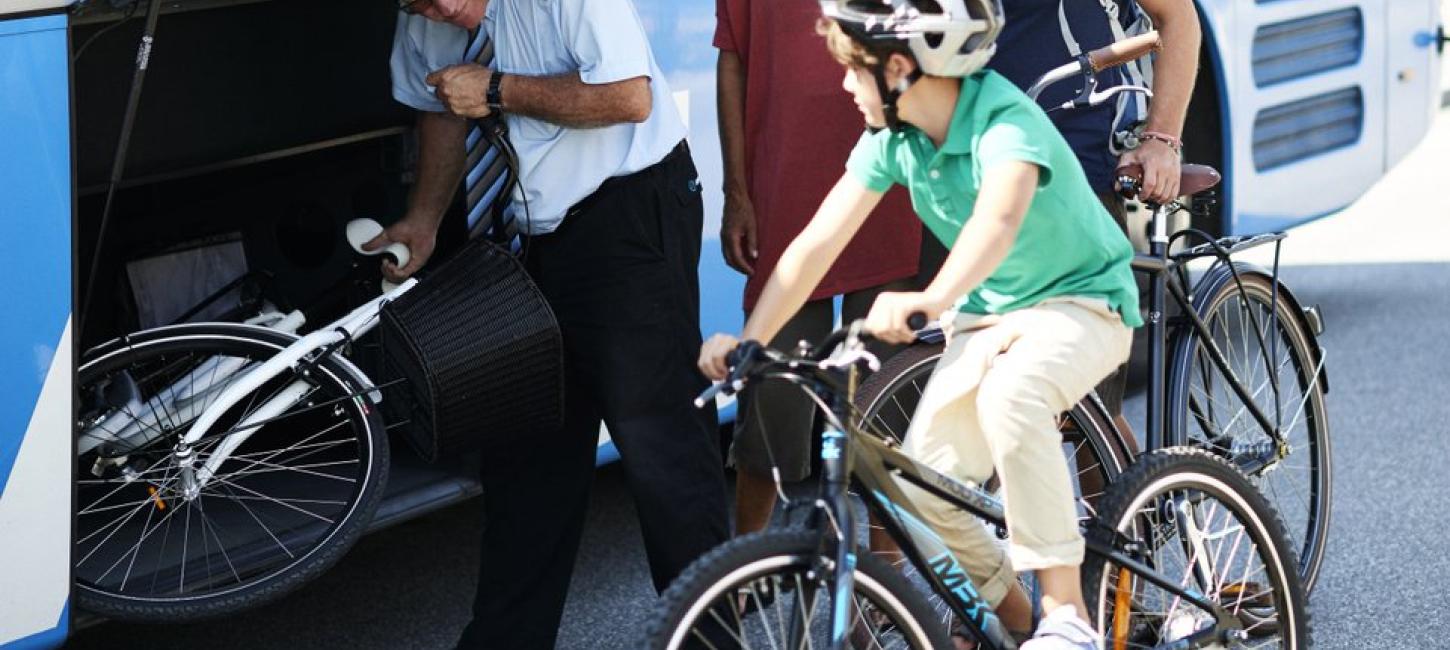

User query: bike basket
[379,238,563,462]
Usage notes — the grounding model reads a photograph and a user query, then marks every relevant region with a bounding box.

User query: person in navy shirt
[991,0,1201,445]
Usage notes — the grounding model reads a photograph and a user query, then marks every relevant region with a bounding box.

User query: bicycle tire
[644,529,951,649]
[1082,447,1312,649]
[75,323,389,622]
[1168,266,1331,592]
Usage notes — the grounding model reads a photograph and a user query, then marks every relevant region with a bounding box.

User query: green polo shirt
[847,70,1142,327]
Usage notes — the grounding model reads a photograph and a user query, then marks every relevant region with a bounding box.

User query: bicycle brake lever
[1061,84,1153,111]
[819,349,881,373]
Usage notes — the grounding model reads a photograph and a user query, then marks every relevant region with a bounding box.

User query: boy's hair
[816,18,891,69]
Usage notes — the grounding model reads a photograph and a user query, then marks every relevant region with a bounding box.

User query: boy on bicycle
[698,0,1140,646]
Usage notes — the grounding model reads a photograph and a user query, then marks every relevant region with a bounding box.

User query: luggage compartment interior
[70,0,482,556]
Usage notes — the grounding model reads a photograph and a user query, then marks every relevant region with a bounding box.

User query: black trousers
[457,143,731,649]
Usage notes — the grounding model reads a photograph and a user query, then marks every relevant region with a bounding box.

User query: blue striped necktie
[462,29,513,236]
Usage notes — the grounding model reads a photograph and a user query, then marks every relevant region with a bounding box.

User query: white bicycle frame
[171,279,416,498]
[80,219,416,500]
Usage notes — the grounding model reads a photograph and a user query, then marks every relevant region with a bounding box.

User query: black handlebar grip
[907,312,928,330]
[725,347,745,368]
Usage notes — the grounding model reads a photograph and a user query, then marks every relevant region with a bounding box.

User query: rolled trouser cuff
[1008,536,1085,571]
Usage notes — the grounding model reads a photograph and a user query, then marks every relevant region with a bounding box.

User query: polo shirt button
[929,170,941,179]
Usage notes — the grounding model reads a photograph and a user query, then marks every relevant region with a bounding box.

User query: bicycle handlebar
[1086,30,1161,72]
[693,313,931,407]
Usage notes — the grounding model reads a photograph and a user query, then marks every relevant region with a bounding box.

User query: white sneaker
[1020,605,1102,650]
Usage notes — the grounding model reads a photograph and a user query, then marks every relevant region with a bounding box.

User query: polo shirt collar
[940,73,986,155]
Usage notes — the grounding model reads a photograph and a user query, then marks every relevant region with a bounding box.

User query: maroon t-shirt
[715,0,921,311]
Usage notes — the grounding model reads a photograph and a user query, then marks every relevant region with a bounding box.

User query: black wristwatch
[487,71,506,113]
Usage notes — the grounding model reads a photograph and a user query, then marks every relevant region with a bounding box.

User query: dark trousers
[457,143,731,649]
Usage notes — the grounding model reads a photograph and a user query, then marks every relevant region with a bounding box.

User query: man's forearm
[1140,0,1202,137]
[717,51,750,198]
[408,111,469,224]
[500,73,652,128]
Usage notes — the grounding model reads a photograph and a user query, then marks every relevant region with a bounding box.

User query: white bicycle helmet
[820,0,1004,78]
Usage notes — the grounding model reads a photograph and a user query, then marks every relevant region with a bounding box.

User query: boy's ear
[885,53,918,86]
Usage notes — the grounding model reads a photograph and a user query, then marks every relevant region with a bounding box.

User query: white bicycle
[74,220,418,621]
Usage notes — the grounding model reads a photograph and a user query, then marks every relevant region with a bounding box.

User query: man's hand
[1119,138,1181,205]
[427,64,494,119]
[363,215,439,283]
[698,334,742,381]
[864,292,949,345]
[720,191,759,275]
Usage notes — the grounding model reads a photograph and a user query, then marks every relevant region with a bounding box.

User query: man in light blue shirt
[378,1,730,647]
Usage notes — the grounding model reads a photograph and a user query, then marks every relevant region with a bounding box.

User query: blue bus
[0,0,1442,645]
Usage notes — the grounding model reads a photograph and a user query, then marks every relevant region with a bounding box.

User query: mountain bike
[857,31,1332,592]
[646,323,1311,649]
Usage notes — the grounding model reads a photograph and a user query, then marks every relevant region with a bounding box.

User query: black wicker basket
[379,238,563,462]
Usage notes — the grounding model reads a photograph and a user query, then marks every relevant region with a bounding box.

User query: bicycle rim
[74,327,384,615]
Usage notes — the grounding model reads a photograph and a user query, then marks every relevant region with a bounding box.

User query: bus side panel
[1384,0,1443,167]
[0,13,73,650]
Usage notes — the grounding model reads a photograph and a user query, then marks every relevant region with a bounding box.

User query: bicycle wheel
[645,530,951,649]
[1169,266,1331,591]
[1082,448,1312,649]
[854,341,1133,508]
[75,323,389,622]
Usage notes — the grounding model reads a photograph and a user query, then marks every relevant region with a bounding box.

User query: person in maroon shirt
[714,0,928,536]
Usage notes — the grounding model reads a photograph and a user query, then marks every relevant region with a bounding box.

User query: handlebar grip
[1087,30,1161,72]
[906,312,928,331]
[346,218,414,271]
[725,347,747,369]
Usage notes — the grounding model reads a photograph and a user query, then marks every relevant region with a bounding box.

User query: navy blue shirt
[991,0,1126,194]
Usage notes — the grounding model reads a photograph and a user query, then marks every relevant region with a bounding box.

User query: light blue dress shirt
[390,0,688,234]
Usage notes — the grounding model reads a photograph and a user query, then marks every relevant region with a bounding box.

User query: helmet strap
[873,64,923,132]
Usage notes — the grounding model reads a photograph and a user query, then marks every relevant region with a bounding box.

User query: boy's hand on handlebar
[365,215,437,282]
[699,334,741,381]
[1119,140,1181,205]
[865,292,946,345]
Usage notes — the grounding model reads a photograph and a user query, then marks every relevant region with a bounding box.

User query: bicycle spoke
[205,475,336,524]
[206,458,359,484]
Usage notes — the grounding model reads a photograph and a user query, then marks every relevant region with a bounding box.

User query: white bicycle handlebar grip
[345,219,413,270]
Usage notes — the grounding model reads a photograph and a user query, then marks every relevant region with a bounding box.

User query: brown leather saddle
[1114,163,1221,201]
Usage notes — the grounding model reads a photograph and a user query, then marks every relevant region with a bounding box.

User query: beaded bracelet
[1140,131,1183,153]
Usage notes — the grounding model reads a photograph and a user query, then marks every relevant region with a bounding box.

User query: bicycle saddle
[1114,163,1221,201]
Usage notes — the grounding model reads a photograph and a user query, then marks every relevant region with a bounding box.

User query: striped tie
[462,29,513,237]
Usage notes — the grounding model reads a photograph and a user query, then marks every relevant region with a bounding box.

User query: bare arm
[1136,0,1201,139]
[717,49,758,275]
[365,110,468,281]
[699,174,882,378]
[428,65,652,128]
[741,175,884,345]
[1122,0,1202,203]
[718,50,750,200]
[863,162,1038,344]
[407,110,469,228]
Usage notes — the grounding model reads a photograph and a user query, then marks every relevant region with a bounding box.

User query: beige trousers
[893,298,1133,606]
